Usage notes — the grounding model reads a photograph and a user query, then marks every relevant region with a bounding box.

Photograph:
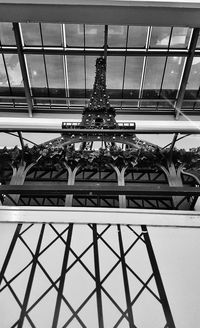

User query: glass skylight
[0,23,198,114]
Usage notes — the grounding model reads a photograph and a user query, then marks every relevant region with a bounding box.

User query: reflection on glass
[66,24,84,46]
[108,26,127,47]
[142,57,166,98]
[121,100,138,107]
[67,56,85,96]
[41,23,62,46]
[185,57,200,99]
[21,23,41,46]
[45,55,65,97]
[124,57,143,98]
[170,27,192,48]
[107,57,124,97]
[85,25,104,47]
[85,56,96,90]
[0,23,15,45]
[161,57,185,98]
[128,26,148,48]
[0,54,9,87]
[4,54,23,87]
[197,35,200,48]
[150,27,171,48]
[26,55,47,89]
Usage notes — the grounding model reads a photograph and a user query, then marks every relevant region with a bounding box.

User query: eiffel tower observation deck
[51,56,154,150]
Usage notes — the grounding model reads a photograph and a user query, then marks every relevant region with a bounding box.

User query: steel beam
[1,1,200,27]
[175,28,200,119]
[118,224,135,327]
[13,23,33,117]
[142,225,176,328]
[93,224,104,328]
[0,207,200,227]
[52,223,73,328]
[1,118,200,133]
[0,184,200,197]
[18,224,45,328]
[0,224,22,286]
[0,47,197,57]
[0,47,194,57]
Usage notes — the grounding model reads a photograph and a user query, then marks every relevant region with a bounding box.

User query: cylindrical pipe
[0,118,200,133]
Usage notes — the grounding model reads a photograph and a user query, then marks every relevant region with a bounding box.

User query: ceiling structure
[0,21,200,118]
[0,3,200,328]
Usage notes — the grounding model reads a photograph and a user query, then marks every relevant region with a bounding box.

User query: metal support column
[13,23,33,117]
[52,223,73,328]
[104,25,108,64]
[18,224,45,328]
[175,28,200,119]
[141,225,176,328]
[118,225,135,328]
[93,224,104,328]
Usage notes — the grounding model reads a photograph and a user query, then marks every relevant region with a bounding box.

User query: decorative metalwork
[0,222,176,328]
[80,57,117,129]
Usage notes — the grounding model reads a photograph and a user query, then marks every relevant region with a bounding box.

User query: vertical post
[65,165,80,206]
[111,165,127,208]
[52,223,73,328]
[13,23,33,117]
[18,224,45,328]
[118,225,135,328]
[104,25,108,67]
[175,28,199,119]
[3,161,35,206]
[141,225,176,328]
[93,224,104,328]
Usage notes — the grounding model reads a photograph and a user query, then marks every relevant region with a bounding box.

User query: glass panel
[170,27,192,48]
[142,57,166,98]
[85,56,96,92]
[128,26,148,48]
[157,101,175,109]
[26,54,48,96]
[0,54,9,87]
[67,55,85,97]
[197,35,200,48]
[85,25,104,47]
[4,54,23,87]
[108,26,127,47]
[150,27,171,48]
[185,57,200,99]
[182,101,195,108]
[161,57,185,98]
[0,23,15,45]
[123,57,144,98]
[21,23,41,46]
[45,55,65,97]
[41,23,62,46]
[121,100,138,107]
[107,56,124,98]
[65,24,84,47]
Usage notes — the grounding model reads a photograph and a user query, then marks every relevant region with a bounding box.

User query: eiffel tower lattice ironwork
[80,57,117,129]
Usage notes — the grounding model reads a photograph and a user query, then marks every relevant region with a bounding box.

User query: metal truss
[0,22,199,116]
[1,167,197,210]
[0,222,176,328]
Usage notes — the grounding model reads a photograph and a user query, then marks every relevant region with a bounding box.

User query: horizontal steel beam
[0,185,200,196]
[0,206,200,227]
[1,118,200,133]
[0,128,200,134]
[0,47,199,57]
[1,1,200,27]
